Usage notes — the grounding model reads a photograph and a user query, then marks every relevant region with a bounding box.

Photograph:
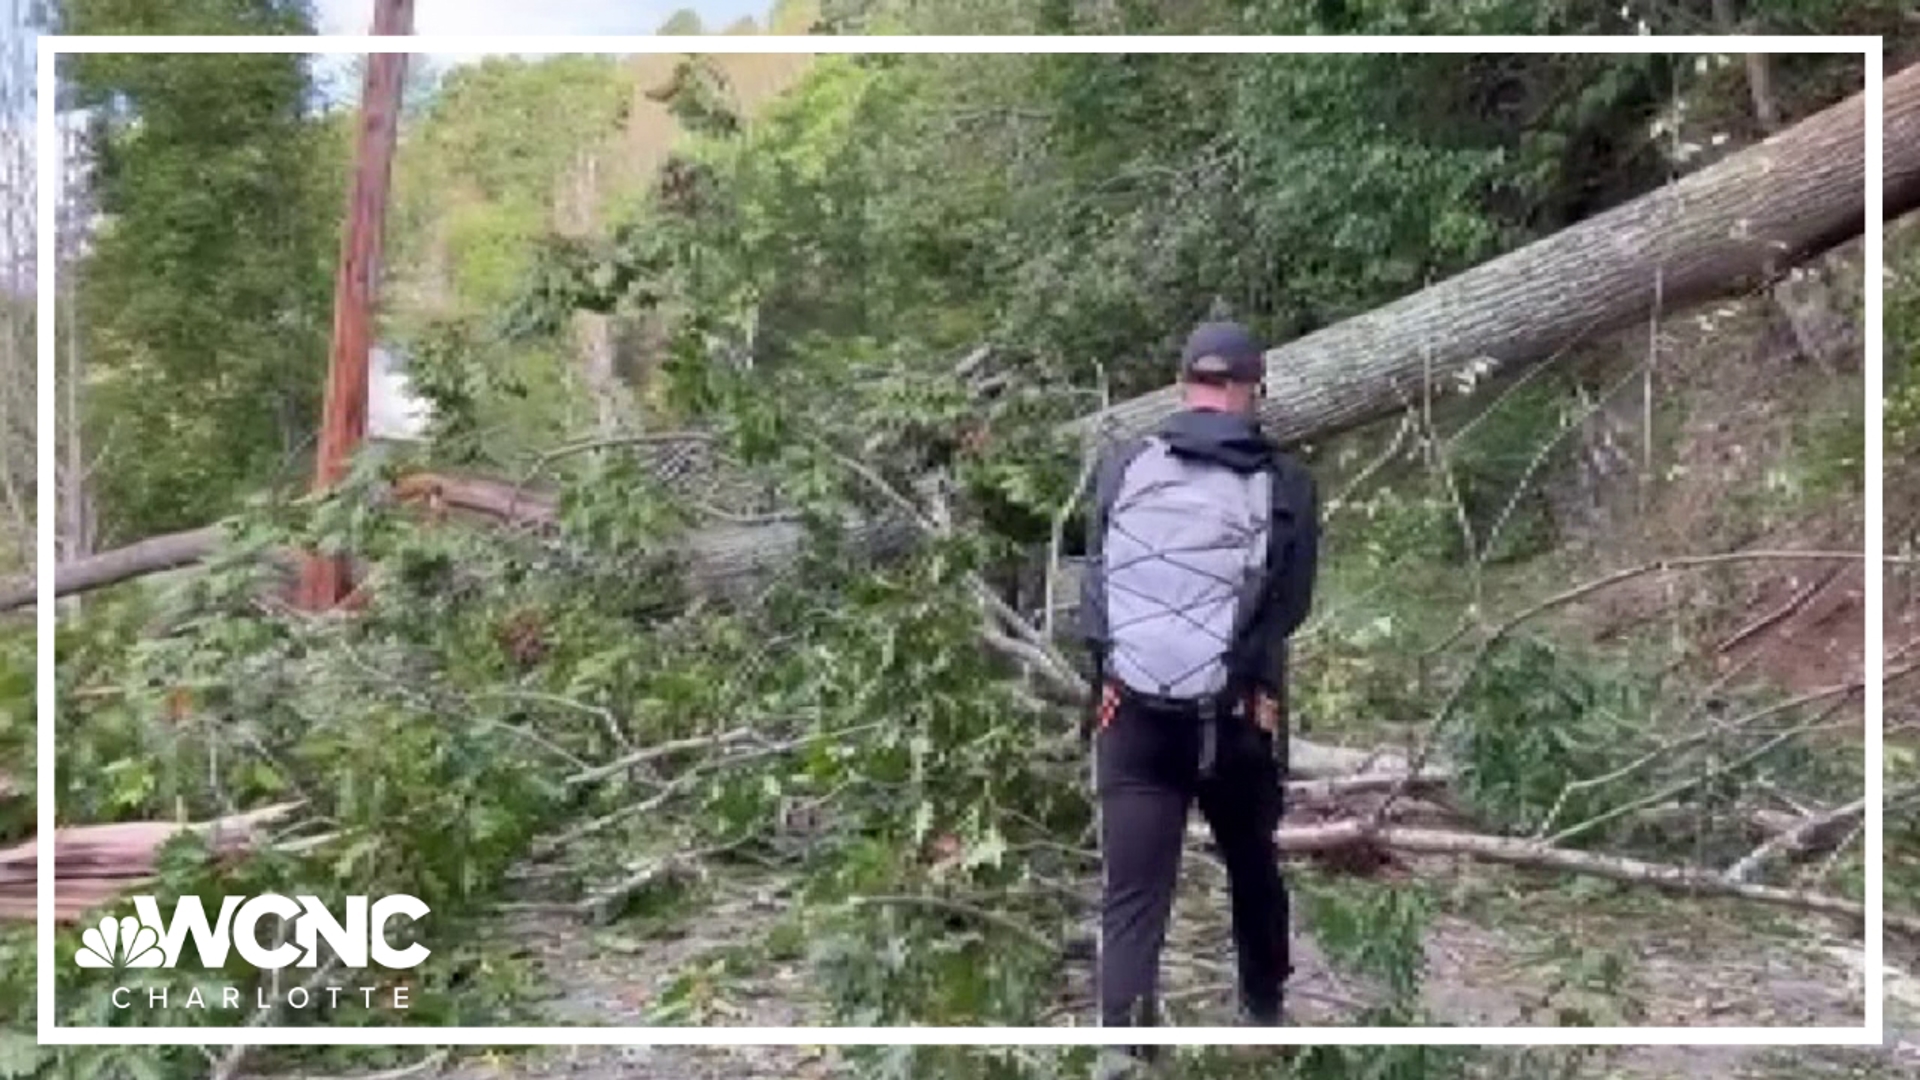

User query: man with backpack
[1080,321,1319,1066]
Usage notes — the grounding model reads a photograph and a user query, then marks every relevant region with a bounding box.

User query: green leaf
[961,827,1005,872]
[0,1033,41,1079]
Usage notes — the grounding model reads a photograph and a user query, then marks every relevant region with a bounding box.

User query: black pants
[1094,693,1288,1027]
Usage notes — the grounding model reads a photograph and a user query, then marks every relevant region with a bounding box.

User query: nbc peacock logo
[75,914,166,969]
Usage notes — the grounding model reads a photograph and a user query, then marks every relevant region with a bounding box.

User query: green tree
[657,8,704,34]
[61,0,337,540]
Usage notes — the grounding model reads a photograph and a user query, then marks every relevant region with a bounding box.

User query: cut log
[0,802,302,923]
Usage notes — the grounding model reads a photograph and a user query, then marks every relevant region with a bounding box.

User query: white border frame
[36,33,1885,1048]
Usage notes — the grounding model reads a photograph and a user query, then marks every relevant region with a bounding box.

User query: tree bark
[1,524,228,610]
[1082,61,1920,450]
[1275,821,1916,936]
[1712,0,1780,134]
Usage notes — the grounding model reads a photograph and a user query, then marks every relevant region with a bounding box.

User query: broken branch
[1275,822,1915,936]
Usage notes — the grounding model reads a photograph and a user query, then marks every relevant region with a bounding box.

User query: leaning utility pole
[298,0,414,610]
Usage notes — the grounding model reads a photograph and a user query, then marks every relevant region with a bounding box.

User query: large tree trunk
[557,150,630,436]
[59,111,94,563]
[1712,0,1780,134]
[1084,61,1920,449]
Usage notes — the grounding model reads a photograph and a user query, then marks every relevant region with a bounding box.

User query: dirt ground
[322,844,1878,1080]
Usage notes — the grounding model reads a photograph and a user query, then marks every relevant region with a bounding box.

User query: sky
[308,0,776,101]
[312,0,771,42]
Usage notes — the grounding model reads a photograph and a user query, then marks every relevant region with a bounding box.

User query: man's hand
[1097,680,1121,732]
[1252,690,1283,734]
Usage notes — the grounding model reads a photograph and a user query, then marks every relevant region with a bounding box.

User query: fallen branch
[846,893,1058,955]
[1284,770,1451,802]
[1723,781,1920,884]
[1721,795,1868,885]
[1274,821,1915,936]
[1545,695,1859,847]
[535,723,881,856]
[565,728,757,787]
[1716,564,1846,654]
[277,1051,449,1080]
[585,854,705,926]
[209,958,342,1080]
[507,431,713,511]
[1538,650,1774,836]
[1286,739,1432,780]
[0,523,228,610]
[0,469,833,612]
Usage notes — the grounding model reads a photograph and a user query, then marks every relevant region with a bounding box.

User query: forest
[4,1,1920,1078]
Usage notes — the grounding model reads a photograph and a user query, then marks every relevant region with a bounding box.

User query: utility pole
[298,0,414,610]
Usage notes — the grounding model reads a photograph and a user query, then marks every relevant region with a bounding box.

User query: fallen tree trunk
[3,472,911,612]
[0,525,227,610]
[1087,60,1920,447]
[598,63,1920,587]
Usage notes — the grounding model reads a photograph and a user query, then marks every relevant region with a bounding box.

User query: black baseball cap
[1179,321,1266,384]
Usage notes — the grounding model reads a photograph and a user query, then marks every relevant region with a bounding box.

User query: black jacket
[1079,408,1320,702]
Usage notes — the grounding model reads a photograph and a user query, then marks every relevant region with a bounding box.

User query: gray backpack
[1102,437,1271,700]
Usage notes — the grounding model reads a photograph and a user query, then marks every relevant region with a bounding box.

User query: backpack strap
[1224,462,1274,656]
[1079,434,1158,669]
[1231,453,1318,701]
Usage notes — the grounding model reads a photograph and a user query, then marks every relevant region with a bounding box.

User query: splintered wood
[0,802,300,923]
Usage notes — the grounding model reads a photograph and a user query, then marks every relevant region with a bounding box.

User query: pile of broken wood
[0,802,300,923]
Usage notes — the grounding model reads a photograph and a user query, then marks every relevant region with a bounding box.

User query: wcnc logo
[73,894,430,971]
